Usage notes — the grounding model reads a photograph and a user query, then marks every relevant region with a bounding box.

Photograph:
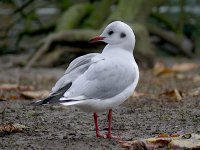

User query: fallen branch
[25,29,98,69]
[0,84,34,91]
[148,24,194,57]
[12,0,34,15]
[25,24,155,68]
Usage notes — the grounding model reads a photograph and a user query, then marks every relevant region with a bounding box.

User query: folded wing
[60,57,136,104]
[32,53,99,105]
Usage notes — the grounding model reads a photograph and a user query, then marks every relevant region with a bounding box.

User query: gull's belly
[76,60,139,112]
[76,81,137,112]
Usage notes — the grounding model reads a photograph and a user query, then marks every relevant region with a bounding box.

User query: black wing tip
[29,99,44,106]
[59,99,83,103]
[29,96,60,106]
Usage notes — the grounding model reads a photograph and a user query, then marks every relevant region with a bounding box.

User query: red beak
[89,36,105,43]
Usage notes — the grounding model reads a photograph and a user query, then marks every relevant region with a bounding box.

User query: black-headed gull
[33,21,139,139]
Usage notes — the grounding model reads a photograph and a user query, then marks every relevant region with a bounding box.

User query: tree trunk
[56,3,93,31]
[83,0,115,29]
[25,0,166,68]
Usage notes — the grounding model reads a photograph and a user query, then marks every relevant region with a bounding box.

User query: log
[148,25,194,57]
[25,29,98,69]
[25,24,155,68]
[56,3,93,31]
[132,23,155,67]
[25,0,167,68]
[83,0,115,29]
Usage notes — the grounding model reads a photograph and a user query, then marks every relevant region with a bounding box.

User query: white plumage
[33,21,139,139]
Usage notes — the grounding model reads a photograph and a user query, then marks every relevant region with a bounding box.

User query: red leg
[93,110,121,140]
[107,109,112,138]
[93,112,106,138]
[106,109,121,140]
[93,112,99,137]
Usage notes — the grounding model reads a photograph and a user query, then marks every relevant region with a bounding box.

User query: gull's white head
[90,21,135,51]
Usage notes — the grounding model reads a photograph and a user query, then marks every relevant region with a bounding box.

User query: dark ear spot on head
[120,32,126,38]
[108,30,114,35]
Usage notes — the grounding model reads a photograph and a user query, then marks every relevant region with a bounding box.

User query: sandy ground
[0,57,200,149]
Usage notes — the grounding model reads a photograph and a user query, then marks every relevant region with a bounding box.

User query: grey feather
[65,53,99,74]
[63,56,136,100]
[32,53,99,105]
[50,53,99,95]
[32,82,72,105]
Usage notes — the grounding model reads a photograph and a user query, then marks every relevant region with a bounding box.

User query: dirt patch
[0,58,200,149]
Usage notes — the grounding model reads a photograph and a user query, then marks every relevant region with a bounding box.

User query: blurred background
[0,0,200,69]
[0,2,200,148]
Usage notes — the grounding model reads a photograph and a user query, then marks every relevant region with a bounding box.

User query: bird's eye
[120,32,126,38]
[108,30,114,35]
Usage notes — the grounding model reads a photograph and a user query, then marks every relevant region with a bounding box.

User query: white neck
[103,42,135,53]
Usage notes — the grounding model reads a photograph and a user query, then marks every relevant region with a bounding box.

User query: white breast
[76,62,139,112]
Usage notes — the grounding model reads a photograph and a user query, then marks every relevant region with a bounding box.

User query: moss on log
[56,3,93,31]
[83,0,115,29]
[25,30,98,68]
[133,23,154,57]
[148,24,193,57]
[25,0,167,68]
[107,0,145,23]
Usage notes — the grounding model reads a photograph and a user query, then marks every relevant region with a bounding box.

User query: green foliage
[150,13,177,32]
[56,0,73,11]
[56,3,93,31]
[82,0,115,29]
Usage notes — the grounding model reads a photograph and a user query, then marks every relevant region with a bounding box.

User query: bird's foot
[96,133,107,138]
[106,134,122,140]
[96,133,122,140]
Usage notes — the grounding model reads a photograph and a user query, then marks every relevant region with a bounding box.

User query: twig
[148,24,194,57]
[25,29,98,69]
[12,0,34,15]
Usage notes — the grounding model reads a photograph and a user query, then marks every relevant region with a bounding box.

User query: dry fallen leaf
[20,90,49,99]
[159,89,182,101]
[120,133,200,150]
[187,87,200,97]
[132,91,145,98]
[171,63,200,72]
[0,84,49,100]
[153,62,200,76]
[0,123,28,136]
[156,133,171,138]
[153,62,174,76]
[176,74,200,83]
[175,73,186,80]
[0,84,34,91]
[0,94,22,101]
[193,75,200,82]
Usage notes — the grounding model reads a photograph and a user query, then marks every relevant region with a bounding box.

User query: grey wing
[65,53,99,74]
[62,58,137,101]
[51,53,99,95]
[32,53,99,105]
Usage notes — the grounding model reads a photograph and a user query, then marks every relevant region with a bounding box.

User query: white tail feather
[60,96,85,101]
[60,101,84,106]
[59,96,86,106]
